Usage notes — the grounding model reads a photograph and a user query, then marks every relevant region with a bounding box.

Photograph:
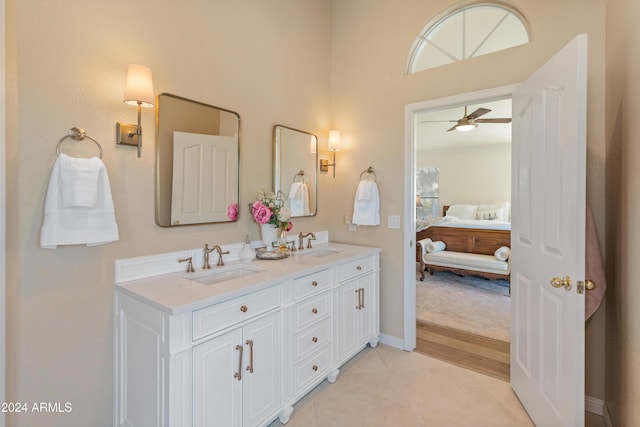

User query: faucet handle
[178,257,195,273]
[307,235,316,249]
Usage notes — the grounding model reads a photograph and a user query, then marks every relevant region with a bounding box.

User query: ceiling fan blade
[419,120,458,123]
[466,108,491,119]
[446,124,458,132]
[475,118,512,123]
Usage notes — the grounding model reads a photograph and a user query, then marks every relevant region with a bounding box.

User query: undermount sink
[301,248,342,257]
[189,264,266,286]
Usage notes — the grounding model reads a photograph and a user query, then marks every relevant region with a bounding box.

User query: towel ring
[293,170,305,183]
[56,127,103,159]
[359,166,376,181]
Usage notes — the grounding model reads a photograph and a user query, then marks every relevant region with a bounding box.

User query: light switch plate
[387,215,401,229]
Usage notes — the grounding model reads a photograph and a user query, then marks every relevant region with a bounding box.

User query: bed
[416,203,511,282]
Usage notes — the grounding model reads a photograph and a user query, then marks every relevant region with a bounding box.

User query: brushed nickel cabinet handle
[360,288,365,309]
[245,340,254,373]
[240,305,248,313]
[312,280,318,287]
[312,337,318,343]
[355,289,361,310]
[233,345,243,381]
[312,308,318,314]
[312,365,318,371]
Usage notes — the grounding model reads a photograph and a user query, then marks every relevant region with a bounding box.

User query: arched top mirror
[273,125,318,217]
[155,93,241,227]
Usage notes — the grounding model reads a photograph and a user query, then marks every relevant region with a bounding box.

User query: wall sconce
[117,64,154,157]
[320,130,342,177]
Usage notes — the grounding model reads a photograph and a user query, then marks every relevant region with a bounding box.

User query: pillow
[425,240,446,253]
[494,246,511,261]
[417,238,432,255]
[477,202,511,221]
[445,204,478,220]
[476,207,504,221]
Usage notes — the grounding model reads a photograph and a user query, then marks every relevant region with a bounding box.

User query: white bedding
[417,216,511,231]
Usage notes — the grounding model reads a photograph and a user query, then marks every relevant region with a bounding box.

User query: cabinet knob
[240,305,248,313]
[312,365,318,371]
[311,308,318,314]
[312,280,318,287]
[357,265,362,270]
[312,337,318,343]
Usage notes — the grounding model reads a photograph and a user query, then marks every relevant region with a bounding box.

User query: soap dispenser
[239,235,255,262]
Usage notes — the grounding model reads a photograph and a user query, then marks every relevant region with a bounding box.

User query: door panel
[511,34,587,426]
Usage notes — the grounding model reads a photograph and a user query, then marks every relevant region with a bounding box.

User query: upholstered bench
[421,250,510,281]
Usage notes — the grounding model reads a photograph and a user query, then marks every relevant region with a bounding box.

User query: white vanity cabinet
[335,254,379,365]
[114,243,380,427]
[193,311,280,427]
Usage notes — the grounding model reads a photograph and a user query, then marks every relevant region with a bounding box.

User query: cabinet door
[336,279,360,363]
[242,312,280,427]
[193,328,243,427]
[357,274,375,345]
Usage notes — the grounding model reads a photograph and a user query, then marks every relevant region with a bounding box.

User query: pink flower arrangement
[227,203,238,221]
[251,190,293,231]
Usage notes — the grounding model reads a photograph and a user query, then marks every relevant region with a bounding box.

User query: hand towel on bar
[352,180,380,226]
[58,153,101,207]
[40,155,119,249]
[289,181,310,216]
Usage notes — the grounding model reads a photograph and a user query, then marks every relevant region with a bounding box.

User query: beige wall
[5,1,332,425]
[330,0,606,399]
[417,144,511,207]
[606,0,640,424]
[5,0,616,425]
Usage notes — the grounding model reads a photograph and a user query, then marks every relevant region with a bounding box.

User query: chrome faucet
[298,232,316,250]
[203,243,230,268]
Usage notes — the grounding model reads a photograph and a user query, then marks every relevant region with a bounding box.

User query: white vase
[260,224,278,248]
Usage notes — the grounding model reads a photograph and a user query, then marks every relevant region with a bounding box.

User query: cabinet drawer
[293,292,330,333]
[294,346,330,396]
[192,286,279,341]
[293,268,331,300]
[339,255,375,282]
[293,318,330,363]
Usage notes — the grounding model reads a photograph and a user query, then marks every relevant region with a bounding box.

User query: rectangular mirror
[273,125,318,217]
[156,93,241,226]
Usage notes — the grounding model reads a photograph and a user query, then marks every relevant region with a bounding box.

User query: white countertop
[115,243,381,314]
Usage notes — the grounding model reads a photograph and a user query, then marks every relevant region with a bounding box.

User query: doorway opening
[402,85,518,364]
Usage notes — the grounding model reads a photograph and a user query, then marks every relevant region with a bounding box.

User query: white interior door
[510,34,588,426]
[171,131,238,225]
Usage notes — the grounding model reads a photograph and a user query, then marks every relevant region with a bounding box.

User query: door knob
[585,279,596,290]
[550,276,572,291]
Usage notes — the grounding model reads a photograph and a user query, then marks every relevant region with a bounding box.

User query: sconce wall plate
[116,122,139,147]
[320,159,329,171]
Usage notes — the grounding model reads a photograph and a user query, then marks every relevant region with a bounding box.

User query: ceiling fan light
[455,123,477,132]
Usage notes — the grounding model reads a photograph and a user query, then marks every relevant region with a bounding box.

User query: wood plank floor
[415,320,510,381]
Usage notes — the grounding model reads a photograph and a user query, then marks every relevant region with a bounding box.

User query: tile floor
[270,344,606,427]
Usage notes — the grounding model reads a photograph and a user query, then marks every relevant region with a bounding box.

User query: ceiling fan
[421,106,512,132]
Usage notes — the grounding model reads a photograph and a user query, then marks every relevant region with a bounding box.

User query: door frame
[402,84,519,351]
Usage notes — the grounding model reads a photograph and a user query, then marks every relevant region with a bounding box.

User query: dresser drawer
[294,346,330,396]
[293,317,330,363]
[339,255,375,282]
[192,286,280,341]
[293,291,330,333]
[293,268,331,300]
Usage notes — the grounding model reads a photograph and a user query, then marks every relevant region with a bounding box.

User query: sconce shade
[124,64,154,107]
[328,130,342,151]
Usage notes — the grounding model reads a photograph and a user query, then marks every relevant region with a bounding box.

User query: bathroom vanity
[113,242,380,427]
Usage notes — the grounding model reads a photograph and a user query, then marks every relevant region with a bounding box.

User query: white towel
[289,182,310,216]
[352,181,380,226]
[58,154,102,208]
[417,238,432,257]
[425,240,446,253]
[494,246,511,261]
[40,155,119,249]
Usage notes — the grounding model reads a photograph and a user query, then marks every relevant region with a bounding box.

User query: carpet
[416,270,511,342]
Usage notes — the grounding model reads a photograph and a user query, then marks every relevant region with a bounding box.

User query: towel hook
[56,127,103,159]
[293,170,305,183]
[359,166,376,181]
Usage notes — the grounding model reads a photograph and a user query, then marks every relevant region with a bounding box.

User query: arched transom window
[407,3,530,74]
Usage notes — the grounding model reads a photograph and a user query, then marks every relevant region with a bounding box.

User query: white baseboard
[378,333,404,350]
